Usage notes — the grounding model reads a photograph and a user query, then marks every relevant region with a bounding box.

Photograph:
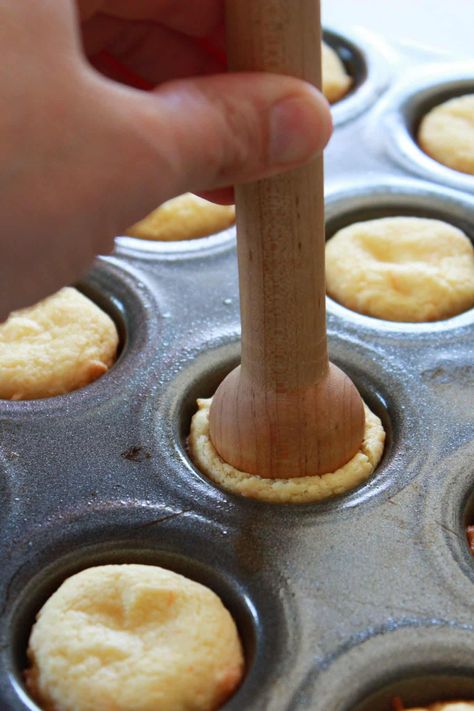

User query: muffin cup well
[325,178,474,333]
[0,257,161,416]
[290,623,474,711]
[115,225,237,261]
[2,511,288,711]
[151,332,435,514]
[324,27,390,126]
[376,64,474,193]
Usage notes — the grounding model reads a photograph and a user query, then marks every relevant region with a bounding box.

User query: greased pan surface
[1,19,474,711]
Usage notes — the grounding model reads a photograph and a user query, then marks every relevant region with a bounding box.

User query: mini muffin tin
[0,24,473,711]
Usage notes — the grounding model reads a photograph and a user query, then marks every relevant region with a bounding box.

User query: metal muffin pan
[116,221,237,261]
[322,27,391,127]
[373,64,474,194]
[1,23,474,711]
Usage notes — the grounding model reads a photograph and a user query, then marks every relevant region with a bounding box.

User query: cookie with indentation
[418,94,474,175]
[0,287,118,400]
[188,397,384,504]
[25,564,244,711]
[322,41,352,104]
[126,193,235,241]
[326,217,474,322]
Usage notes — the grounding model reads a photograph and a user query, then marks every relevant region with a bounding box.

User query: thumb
[0,71,330,318]
[96,72,332,230]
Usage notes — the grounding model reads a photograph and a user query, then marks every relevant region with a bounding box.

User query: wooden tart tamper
[209,0,365,478]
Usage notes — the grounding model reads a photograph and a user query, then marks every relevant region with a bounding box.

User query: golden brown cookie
[26,564,244,711]
[126,193,236,241]
[418,94,474,175]
[189,398,385,504]
[467,525,474,555]
[322,41,353,104]
[325,217,474,322]
[0,287,118,399]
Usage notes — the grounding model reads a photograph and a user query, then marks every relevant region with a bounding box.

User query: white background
[322,0,474,57]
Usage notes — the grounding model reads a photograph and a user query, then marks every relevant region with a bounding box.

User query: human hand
[0,1,331,317]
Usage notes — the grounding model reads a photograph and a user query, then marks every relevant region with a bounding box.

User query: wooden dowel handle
[227,0,327,392]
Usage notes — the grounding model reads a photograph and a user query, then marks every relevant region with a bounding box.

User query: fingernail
[269,93,330,166]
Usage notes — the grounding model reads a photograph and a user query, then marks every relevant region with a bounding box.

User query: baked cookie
[189,398,385,504]
[467,525,474,554]
[322,41,352,104]
[126,193,236,241]
[0,287,118,400]
[418,94,474,175]
[325,217,474,322]
[25,564,244,711]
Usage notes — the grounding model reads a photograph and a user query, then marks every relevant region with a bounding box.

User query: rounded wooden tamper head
[208,0,366,480]
[209,363,365,479]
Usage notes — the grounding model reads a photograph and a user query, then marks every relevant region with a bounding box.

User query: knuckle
[209,94,265,184]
